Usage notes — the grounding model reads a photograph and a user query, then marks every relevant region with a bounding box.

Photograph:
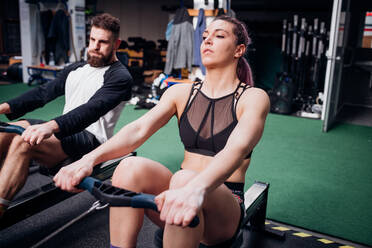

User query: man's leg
[0,120,68,216]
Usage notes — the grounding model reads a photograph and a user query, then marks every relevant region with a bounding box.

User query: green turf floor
[1,83,372,246]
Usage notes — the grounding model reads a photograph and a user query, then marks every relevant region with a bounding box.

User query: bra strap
[184,81,203,112]
[234,82,252,112]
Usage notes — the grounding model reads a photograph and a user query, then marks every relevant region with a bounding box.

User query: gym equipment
[78,177,199,227]
[241,182,284,238]
[27,65,63,85]
[5,62,23,82]
[270,15,329,117]
[29,176,199,248]
[0,121,25,135]
[0,121,134,230]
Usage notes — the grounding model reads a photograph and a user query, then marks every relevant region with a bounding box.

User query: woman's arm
[54,84,186,191]
[86,83,188,165]
[156,88,270,226]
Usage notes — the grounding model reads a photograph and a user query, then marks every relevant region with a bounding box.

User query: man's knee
[8,135,31,155]
[169,169,197,189]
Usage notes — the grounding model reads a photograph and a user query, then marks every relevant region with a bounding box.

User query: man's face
[87,26,116,67]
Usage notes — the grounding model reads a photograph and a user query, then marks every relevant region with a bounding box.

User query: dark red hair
[213,15,254,86]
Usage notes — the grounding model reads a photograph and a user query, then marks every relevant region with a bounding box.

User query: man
[0,13,132,217]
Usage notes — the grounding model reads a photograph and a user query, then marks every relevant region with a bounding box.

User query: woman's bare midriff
[180,150,250,183]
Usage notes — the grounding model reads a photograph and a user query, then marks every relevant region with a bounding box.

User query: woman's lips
[202,49,213,54]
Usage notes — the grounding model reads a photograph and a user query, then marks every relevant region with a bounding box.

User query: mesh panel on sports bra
[180,81,253,158]
[186,90,235,140]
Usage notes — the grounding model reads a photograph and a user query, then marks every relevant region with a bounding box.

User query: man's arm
[5,62,84,120]
[53,67,132,139]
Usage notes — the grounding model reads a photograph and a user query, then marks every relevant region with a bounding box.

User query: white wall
[69,0,86,61]
[19,0,34,83]
[96,0,176,43]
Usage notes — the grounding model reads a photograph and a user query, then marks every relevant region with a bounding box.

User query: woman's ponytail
[237,57,254,86]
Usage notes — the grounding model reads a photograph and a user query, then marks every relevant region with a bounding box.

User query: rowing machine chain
[31,200,109,248]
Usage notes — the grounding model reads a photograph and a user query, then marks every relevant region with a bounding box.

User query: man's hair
[91,13,120,40]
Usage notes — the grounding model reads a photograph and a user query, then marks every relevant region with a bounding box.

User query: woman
[54,15,270,248]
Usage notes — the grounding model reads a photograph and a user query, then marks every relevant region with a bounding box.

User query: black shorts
[25,119,101,160]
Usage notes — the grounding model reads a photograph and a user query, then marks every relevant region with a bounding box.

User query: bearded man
[0,13,132,217]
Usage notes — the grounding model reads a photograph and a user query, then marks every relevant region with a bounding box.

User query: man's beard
[87,51,114,67]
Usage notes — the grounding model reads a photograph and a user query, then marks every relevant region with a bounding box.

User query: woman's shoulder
[242,86,269,100]
[238,86,270,113]
[161,82,194,100]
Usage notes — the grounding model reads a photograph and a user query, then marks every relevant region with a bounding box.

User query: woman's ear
[234,44,246,58]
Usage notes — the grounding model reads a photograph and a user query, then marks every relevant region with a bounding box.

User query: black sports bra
[179,81,253,159]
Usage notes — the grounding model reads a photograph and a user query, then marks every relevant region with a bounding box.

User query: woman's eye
[217,35,224,38]
[202,36,207,40]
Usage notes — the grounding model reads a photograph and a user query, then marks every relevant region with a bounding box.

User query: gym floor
[0,172,368,248]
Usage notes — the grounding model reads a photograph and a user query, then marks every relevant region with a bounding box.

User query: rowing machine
[0,121,135,230]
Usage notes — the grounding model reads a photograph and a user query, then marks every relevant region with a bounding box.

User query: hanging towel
[164,8,194,75]
[193,8,206,75]
[48,9,70,65]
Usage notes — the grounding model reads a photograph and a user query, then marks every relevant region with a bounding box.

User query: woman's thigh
[112,156,172,192]
[112,156,173,227]
[202,184,242,245]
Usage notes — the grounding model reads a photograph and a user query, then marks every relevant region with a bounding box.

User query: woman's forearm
[83,120,149,167]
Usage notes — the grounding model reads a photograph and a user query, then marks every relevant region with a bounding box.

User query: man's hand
[22,120,60,145]
[0,103,11,115]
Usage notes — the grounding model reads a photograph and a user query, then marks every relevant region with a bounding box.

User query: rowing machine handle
[78,176,101,193]
[78,177,199,227]
[131,194,199,227]
[0,121,25,135]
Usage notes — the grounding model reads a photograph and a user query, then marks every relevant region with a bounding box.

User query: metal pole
[321,0,342,131]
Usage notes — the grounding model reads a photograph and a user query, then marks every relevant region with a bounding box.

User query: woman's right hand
[53,156,94,193]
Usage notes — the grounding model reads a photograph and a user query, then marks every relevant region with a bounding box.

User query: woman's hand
[53,157,94,193]
[155,186,205,227]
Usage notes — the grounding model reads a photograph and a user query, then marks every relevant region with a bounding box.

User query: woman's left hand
[155,186,205,227]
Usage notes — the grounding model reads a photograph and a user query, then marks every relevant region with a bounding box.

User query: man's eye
[202,36,207,40]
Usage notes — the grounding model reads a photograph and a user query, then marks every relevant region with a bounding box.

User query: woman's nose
[204,36,212,45]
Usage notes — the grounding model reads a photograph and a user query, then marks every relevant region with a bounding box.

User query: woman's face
[201,20,244,69]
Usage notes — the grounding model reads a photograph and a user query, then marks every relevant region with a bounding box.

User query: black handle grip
[0,121,25,135]
[78,177,199,227]
[130,194,199,227]
[78,177,101,193]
